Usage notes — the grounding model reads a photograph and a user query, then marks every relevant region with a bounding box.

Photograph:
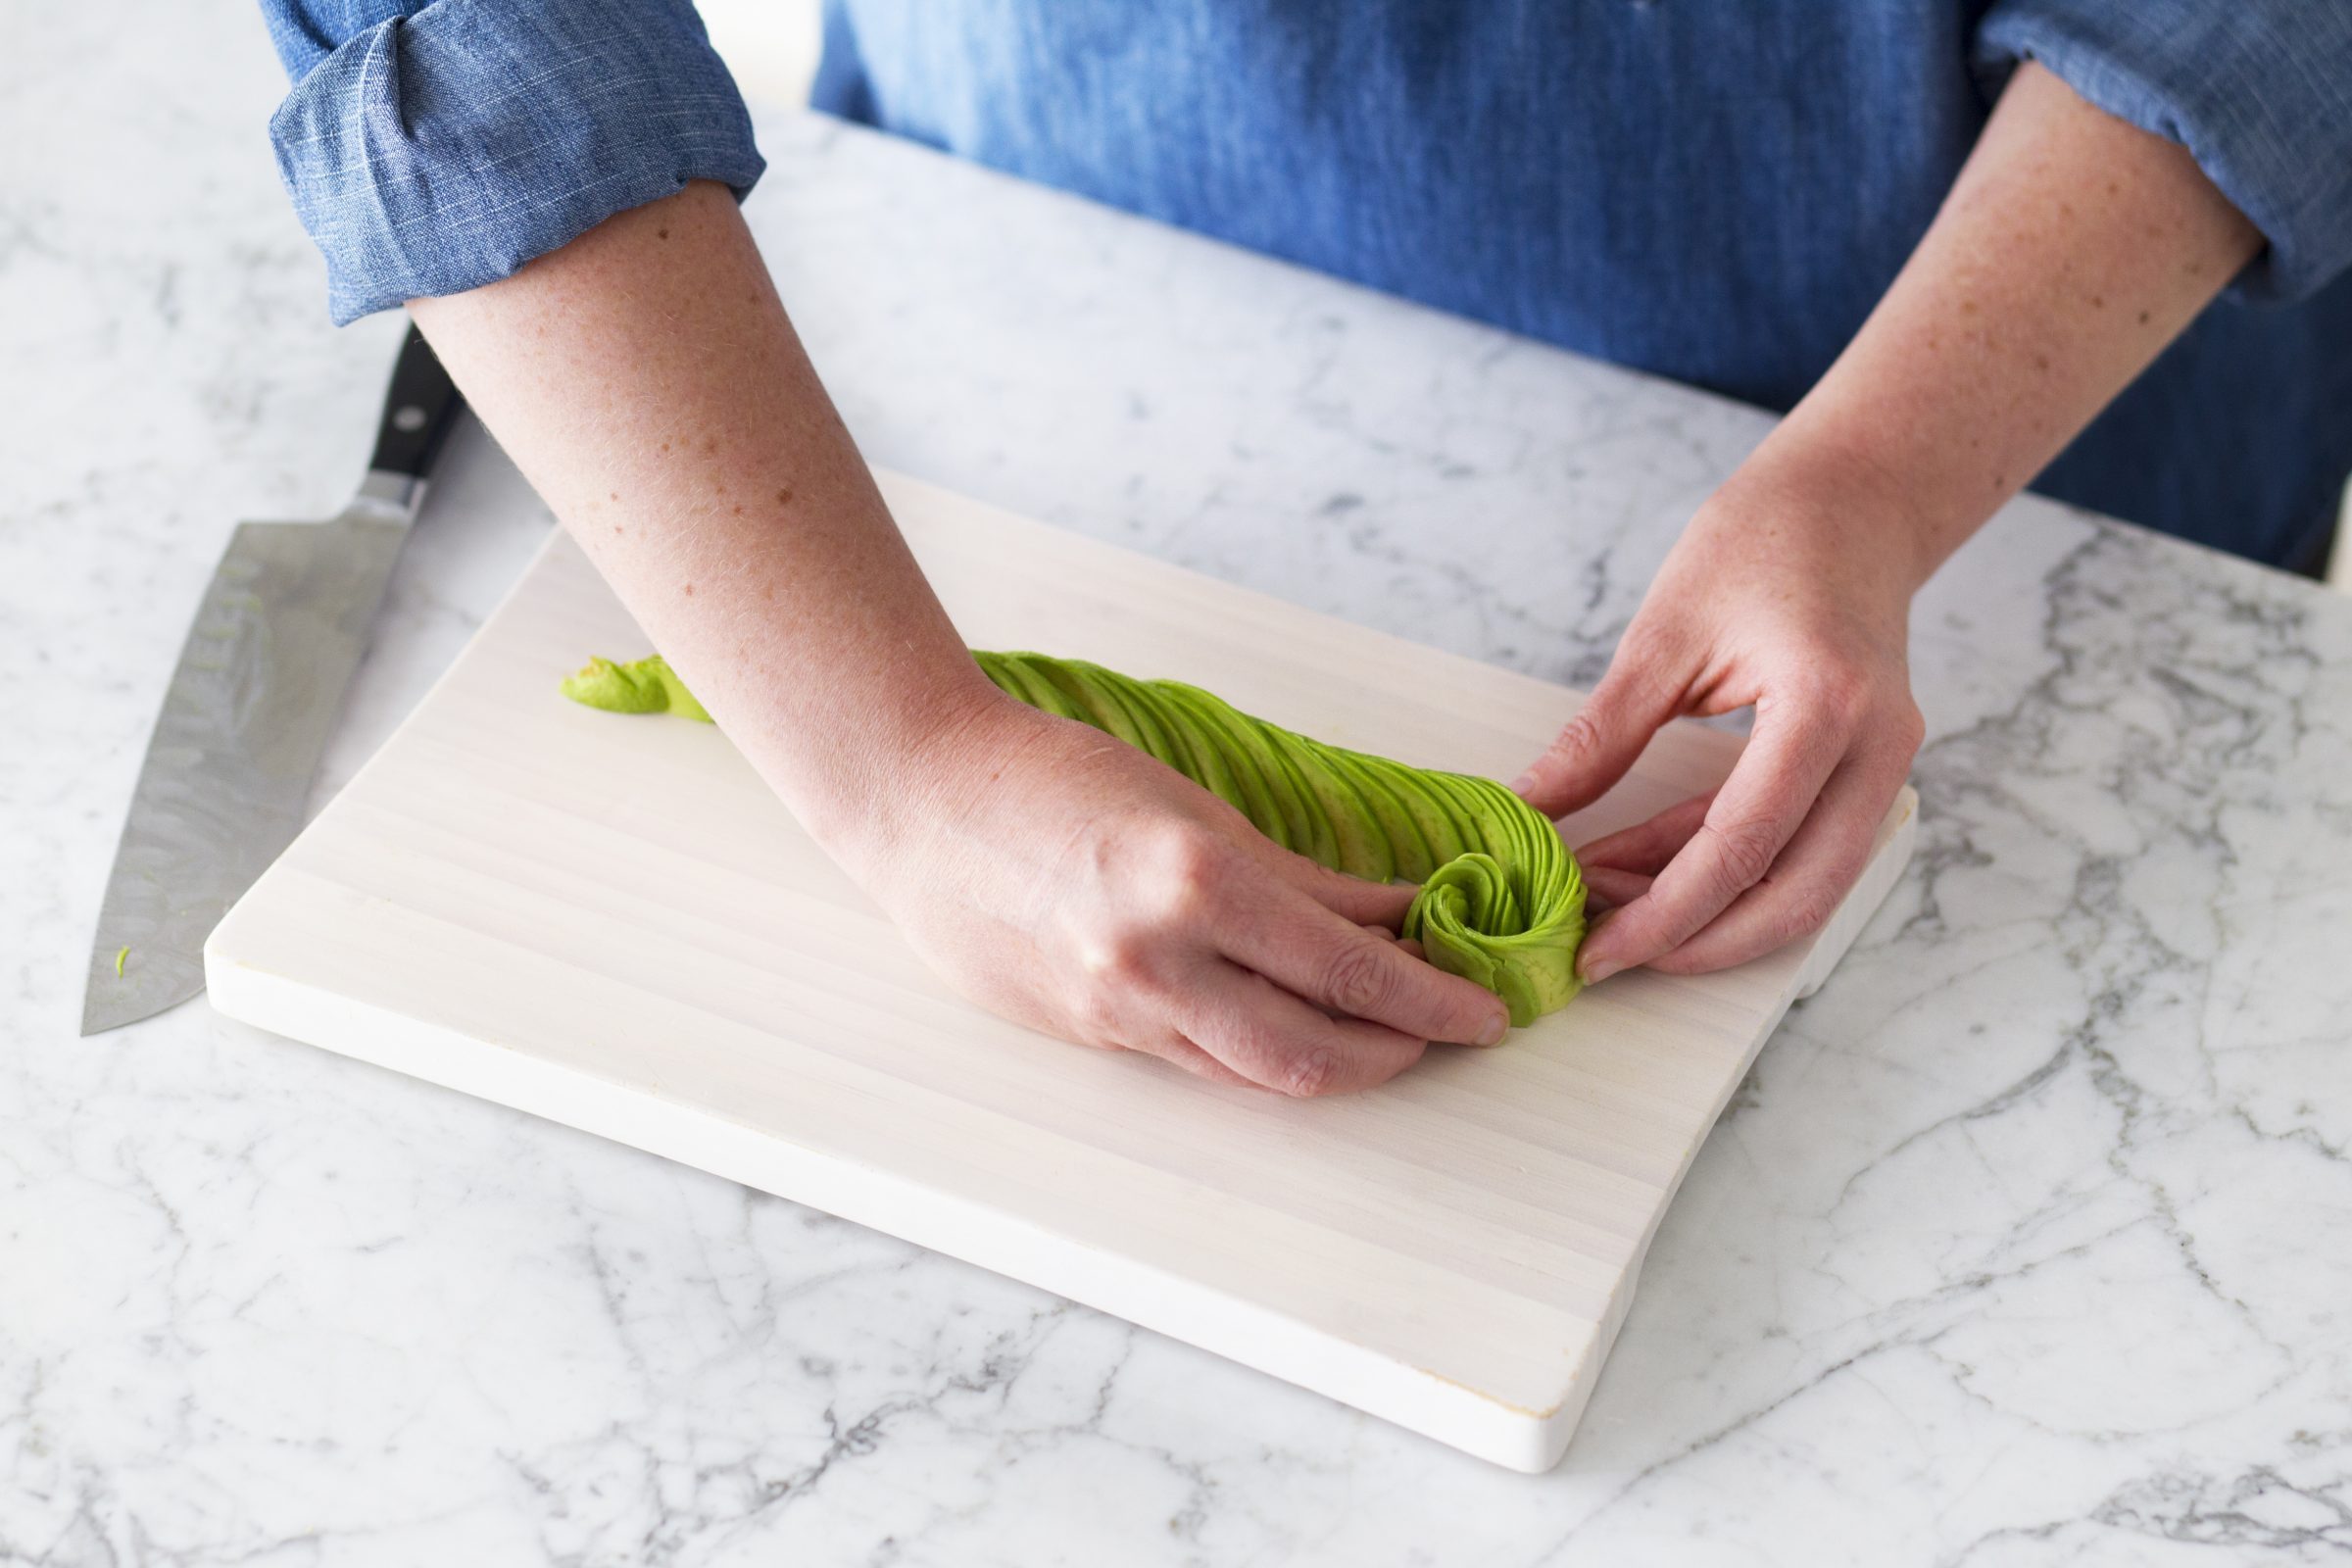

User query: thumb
[1511,654,1682,820]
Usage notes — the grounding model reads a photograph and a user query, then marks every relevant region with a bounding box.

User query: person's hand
[829,690,1512,1096]
[1511,469,1926,983]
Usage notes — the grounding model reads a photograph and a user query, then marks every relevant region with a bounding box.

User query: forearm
[1725,60,2262,588]
[1531,63,2265,978]
[404,181,1502,1089]
[408,181,1002,850]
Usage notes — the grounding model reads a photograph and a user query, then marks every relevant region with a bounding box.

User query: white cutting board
[207,469,1915,1472]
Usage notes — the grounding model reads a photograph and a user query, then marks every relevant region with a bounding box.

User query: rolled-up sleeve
[260,0,764,323]
[1976,0,2352,303]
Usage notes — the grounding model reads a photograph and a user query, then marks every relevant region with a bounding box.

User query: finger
[1574,698,1847,982]
[1582,864,1653,911]
[1129,1028,1257,1089]
[1642,743,1912,974]
[1511,644,1687,820]
[1569,906,1623,962]
[1179,959,1429,1096]
[1284,852,1419,928]
[1576,792,1716,876]
[1321,923,1404,1024]
[1396,937,1425,961]
[1223,887,1509,1046]
[1321,925,1406,1021]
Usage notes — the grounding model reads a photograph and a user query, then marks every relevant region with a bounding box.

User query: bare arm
[409,181,1510,1091]
[408,182,996,852]
[1755,58,2261,587]
[1517,61,2263,981]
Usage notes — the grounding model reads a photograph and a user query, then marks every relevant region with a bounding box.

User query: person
[255,2,2352,1097]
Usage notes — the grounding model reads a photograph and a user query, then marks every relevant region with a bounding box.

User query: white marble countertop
[10,7,2352,1562]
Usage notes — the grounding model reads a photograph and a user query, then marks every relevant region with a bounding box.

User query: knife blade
[81,324,464,1035]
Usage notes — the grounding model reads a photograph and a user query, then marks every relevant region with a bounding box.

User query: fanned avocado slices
[567,647,1588,1030]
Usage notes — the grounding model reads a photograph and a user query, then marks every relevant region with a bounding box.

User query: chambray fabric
[260,0,2352,569]
[263,0,762,325]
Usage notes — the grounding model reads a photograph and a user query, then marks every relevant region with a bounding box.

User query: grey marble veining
[6,8,2351,1562]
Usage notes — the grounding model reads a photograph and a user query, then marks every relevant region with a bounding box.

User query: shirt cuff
[269,0,765,324]
[1976,1,2352,304]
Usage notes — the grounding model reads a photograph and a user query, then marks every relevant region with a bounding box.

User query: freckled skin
[1707,61,2263,597]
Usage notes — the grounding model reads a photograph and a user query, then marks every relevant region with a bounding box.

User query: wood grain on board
[208,469,1916,1470]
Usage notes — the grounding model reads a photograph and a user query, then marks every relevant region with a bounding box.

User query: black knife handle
[367,323,466,481]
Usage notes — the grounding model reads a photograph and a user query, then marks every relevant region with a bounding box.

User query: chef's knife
[80,324,465,1035]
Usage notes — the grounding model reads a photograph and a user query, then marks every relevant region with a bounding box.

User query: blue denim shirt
[260,0,2352,570]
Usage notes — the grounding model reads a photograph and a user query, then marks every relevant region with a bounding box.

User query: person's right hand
[828,690,1512,1096]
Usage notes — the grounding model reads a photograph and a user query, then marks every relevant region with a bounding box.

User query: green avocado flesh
[563,648,1587,1026]
[560,655,710,722]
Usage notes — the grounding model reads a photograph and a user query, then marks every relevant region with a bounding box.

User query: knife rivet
[392,406,427,433]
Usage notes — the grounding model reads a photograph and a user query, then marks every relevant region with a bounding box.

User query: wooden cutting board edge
[207,934,1583,1470]
[203,466,1922,1474]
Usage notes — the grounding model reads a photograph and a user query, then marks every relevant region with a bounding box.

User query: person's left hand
[1510,467,1927,983]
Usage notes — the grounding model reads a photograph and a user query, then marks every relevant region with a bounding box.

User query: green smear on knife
[114,945,128,978]
[560,655,710,722]
[563,648,1586,1028]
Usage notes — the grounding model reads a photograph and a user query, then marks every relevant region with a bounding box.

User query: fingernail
[1579,956,1621,985]
[1477,1011,1507,1047]
[1507,770,1538,795]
